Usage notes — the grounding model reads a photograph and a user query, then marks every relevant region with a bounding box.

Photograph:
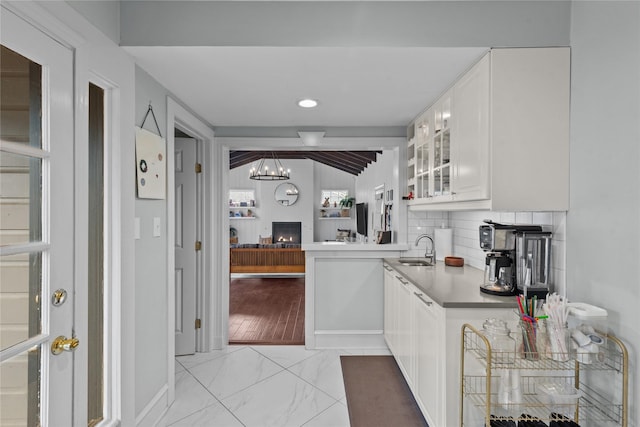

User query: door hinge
[195,241,202,251]
[195,163,202,173]
[195,318,201,329]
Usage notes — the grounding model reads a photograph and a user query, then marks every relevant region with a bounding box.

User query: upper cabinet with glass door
[406,124,416,198]
[407,47,570,211]
[432,93,451,199]
[411,89,452,202]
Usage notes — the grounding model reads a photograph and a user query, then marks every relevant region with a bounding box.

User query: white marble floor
[156,345,391,427]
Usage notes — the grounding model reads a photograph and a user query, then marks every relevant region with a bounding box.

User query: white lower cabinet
[413,290,443,427]
[384,263,514,426]
[383,264,415,384]
[383,265,397,352]
[395,275,415,384]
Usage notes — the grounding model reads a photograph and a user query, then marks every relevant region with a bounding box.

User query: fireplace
[272,222,302,244]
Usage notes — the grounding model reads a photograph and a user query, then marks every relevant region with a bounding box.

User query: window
[320,189,348,207]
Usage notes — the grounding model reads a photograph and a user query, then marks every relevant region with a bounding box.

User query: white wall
[120,1,571,49]
[568,2,640,423]
[67,0,120,43]
[133,66,169,418]
[355,149,400,242]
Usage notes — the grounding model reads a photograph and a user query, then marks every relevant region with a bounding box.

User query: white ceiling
[124,46,488,128]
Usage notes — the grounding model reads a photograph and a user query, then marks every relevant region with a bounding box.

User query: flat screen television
[356,202,368,236]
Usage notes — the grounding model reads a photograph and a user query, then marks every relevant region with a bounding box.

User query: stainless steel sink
[398,258,434,267]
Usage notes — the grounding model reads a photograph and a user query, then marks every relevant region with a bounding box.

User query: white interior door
[0,7,77,426]
[174,137,198,355]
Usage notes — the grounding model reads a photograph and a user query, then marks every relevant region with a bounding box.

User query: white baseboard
[135,384,168,427]
[313,330,386,349]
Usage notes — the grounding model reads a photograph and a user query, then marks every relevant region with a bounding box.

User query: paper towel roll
[434,228,453,261]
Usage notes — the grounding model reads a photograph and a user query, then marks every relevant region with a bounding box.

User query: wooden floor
[229,277,305,345]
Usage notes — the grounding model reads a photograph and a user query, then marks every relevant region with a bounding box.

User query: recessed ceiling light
[298,99,318,108]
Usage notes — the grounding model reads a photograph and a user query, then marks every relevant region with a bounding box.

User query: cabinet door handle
[383,265,393,271]
[396,276,409,285]
[414,292,433,306]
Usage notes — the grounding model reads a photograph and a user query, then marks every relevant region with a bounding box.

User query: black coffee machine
[479,220,544,296]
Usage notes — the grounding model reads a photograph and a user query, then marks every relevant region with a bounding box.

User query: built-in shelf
[319,205,352,220]
[229,189,257,219]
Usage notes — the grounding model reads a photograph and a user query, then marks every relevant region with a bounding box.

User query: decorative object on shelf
[274,183,299,206]
[323,197,330,207]
[339,196,355,208]
[249,151,290,181]
[229,189,256,207]
[336,229,351,241]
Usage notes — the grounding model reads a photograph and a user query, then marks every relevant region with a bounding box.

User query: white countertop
[303,242,410,252]
[384,258,519,309]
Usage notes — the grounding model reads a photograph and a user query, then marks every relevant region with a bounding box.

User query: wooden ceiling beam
[305,152,366,174]
[229,150,382,175]
[306,155,362,175]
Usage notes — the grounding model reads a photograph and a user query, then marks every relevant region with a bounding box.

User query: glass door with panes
[432,95,451,197]
[415,113,431,199]
[1,8,76,426]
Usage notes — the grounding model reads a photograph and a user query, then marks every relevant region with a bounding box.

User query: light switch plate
[134,217,141,239]
[153,217,161,237]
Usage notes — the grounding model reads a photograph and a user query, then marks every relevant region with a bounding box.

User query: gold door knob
[51,336,80,355]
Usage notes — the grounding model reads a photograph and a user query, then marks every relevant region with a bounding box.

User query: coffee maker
[479,220,550,297]
[515,230,553,298]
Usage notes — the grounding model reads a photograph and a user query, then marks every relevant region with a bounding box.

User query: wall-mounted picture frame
[135,127,166,199]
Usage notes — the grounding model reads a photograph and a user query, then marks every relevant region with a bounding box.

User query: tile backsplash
[402,210,567,296]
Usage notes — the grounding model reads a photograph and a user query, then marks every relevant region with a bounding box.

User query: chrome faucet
[415,234,436,264]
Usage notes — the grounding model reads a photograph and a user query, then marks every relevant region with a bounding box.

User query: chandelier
[249,152,290,181]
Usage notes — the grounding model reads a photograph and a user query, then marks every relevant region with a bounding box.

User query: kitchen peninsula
[302,242,408,349]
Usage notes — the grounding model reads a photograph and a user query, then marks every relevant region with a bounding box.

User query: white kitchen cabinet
[383,264,398,352]
[413,289,444,427]
[395,274,414,384]
[408,47,570,211]
[383,264,415,386]
[413,90,453,202]
[383,263,515,425]
[450,53,490,202]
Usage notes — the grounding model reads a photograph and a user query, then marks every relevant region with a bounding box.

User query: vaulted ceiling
[230,150,382,176]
